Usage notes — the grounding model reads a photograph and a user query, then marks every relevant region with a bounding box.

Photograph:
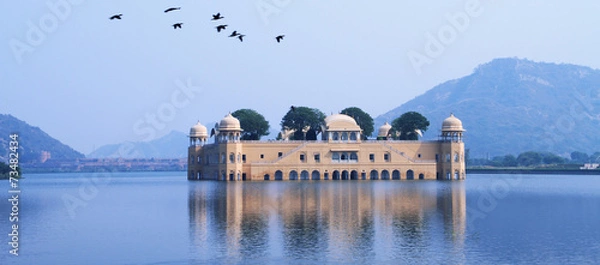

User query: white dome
[442,114,465,132]
[219,113,242,131]
[190,122,208,138]
[377,122,392,137]
[325,114,360,130]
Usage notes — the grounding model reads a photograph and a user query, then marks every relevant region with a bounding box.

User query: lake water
[1,172,599,264]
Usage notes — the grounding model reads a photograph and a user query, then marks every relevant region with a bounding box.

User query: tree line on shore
[0,161,20,179]
[468,150,600,168]
[230,106,430,141]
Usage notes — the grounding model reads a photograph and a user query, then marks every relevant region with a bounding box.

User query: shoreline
[467,168,600,175]
[15,168,600,176]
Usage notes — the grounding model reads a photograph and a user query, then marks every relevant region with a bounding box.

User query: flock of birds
[109,7,285,43]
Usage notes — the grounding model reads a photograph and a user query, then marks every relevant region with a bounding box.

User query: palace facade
[187,113,466,181]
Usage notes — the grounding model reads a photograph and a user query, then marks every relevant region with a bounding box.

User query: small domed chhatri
[190,122,208,138]
[189,121,208,146]
[442,114,465,132]
[440,113,465,144]
[219,113,242,131]
[188,112,465,181]
[377,122,392,138]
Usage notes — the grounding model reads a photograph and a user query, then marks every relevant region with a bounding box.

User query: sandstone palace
[188,113,465,181]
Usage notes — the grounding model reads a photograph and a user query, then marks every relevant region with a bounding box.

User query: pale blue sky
[2,0,600,154]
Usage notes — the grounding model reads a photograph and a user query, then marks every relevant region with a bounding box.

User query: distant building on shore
[187,113,466,181]
[580,163,600,170]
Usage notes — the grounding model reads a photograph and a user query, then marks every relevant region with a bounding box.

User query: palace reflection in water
[188,181,466,264]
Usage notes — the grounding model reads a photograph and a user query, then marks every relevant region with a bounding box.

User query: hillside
[0,114,85,163]
[375,58,600,158]
[88,130,189,159]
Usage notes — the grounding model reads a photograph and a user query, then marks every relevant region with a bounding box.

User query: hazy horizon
[3,0,600,154]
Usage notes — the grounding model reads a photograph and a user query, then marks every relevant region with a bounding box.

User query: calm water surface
[1,172,599,264]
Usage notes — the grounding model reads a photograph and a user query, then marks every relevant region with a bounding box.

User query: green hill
[0,114,85,163]
[375,58,600,158]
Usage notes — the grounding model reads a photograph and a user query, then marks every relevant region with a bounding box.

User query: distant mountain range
[4,58,600,161]
[87,130,189,159]
[375,58,600,158]
[0,114,85,163]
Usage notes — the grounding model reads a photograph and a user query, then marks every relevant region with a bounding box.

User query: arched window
[332,170,340,180]
[342,170,349,180]
[332,152,340,161]
[341,132,348,141]
[341,153,348,161]
[221,153,226,164]
[289,170,298,180]
[406,170,414,180]
[381,170,390,180]
[311,170,320,180]
[350,132,357,141]
[275,170,283,181]
[454,153,459,162]
[370,170,379,180]
[229,153,235,163]
[446,154,451,162]
[350,153,358,161]
[333,132,339,140]
[301,170,309,180]
[392,170,401,180]
[351,170,359,180]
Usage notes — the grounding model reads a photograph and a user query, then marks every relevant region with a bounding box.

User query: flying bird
[172,23,183,29]
[215,25,227,32]
[237,34,245,42]
[275,35,285,43]
[228,31,240,37]
[109,14,123,20]
[164,7,181,13]
[212,13,224,20]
